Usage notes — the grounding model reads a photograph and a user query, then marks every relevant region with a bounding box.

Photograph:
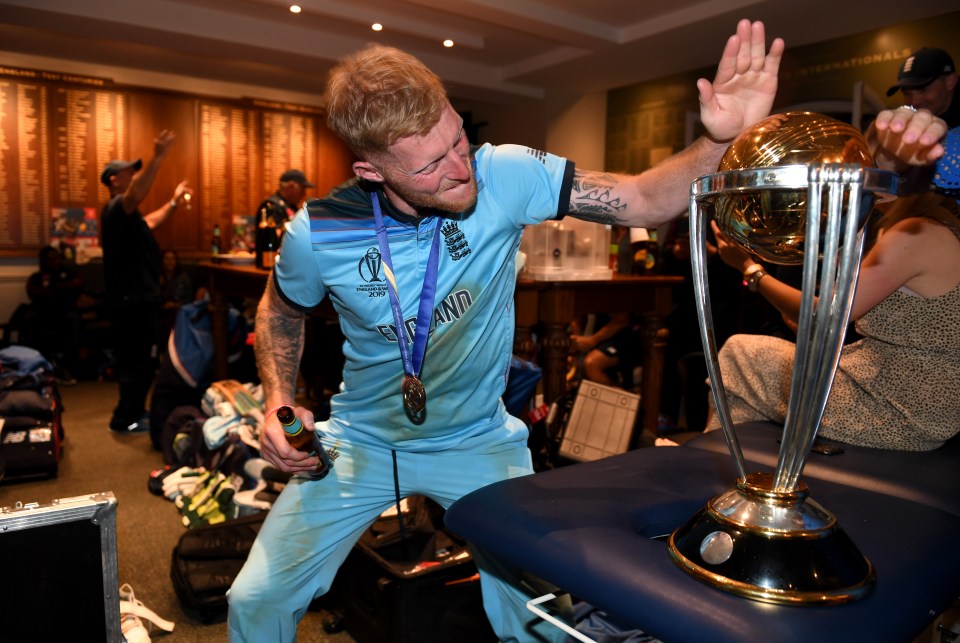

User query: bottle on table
[630,228,659,275]
[256,207,279,270]
[212,224,222,256]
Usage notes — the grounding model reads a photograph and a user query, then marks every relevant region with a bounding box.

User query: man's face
[109,167,136,194]
[280,182,307,207]
[900,74,958,116]
[368,105,477,216]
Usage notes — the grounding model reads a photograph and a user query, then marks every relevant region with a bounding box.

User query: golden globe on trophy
[668,112,900,604]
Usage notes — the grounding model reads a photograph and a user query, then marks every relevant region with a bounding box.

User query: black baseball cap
[280,169,315,187]
[886,47,956,96]
[100,159,143,186]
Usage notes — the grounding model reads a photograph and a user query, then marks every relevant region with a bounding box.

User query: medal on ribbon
[372,192,441,422]
[401,375,427,414]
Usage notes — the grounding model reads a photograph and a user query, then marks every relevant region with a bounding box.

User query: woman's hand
[711,219,758,272]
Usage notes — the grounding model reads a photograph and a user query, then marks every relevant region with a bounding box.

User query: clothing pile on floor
[148,379,292,527]
[0,345,65,482]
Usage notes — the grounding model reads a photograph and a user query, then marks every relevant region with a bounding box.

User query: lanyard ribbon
[371,192,441,380]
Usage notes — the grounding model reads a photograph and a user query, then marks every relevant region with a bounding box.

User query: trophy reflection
[668,112,899,604]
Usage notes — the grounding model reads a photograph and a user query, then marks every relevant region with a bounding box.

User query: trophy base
[667,472,874,605]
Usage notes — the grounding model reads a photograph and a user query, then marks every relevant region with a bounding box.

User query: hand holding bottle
[173,180,193,209]
[260,405,332,479]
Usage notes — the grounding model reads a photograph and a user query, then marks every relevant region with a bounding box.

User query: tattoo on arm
[255,282,305,402]
[568,169,630,224]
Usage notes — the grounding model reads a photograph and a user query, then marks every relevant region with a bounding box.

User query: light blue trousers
[227,435,567,643]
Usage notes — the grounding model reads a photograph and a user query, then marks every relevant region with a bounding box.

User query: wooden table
[197,261,271,380]
[516,274,682,440]
[198,263,680,439]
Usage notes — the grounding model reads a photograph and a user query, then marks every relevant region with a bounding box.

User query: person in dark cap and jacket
[100,129,192,434]
[257,169,316,231]
[255,168,328,407]
[887,47,959,128]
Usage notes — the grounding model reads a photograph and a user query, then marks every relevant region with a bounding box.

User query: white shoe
[121,611,150,643]
[119,583,175,643]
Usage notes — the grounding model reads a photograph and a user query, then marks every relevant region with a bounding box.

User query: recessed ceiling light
[443,39,454,48]
[289,4,301,13]
[372,23,383,32]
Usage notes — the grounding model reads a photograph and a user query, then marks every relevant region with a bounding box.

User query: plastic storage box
[521,219,612,281]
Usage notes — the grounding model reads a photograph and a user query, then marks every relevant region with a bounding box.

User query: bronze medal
[401,375,427,414]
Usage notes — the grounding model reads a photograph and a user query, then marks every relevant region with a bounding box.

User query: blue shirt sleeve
[474,143,574,227]
[273,206,326,311]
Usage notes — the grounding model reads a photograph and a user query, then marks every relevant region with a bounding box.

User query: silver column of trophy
[668,112,899,605]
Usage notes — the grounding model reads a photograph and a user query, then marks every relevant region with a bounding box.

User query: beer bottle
[276,405,333,479]
[211,224,222,255]
[277,405,312,451]
[255,207,279,270]
[644,229,659,274]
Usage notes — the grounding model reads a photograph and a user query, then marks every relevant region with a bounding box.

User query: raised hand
[154,129,176,159]
[698,19,784,143]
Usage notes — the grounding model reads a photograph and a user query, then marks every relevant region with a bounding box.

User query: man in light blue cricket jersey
[228,20,785,642]
[227,19,949,639]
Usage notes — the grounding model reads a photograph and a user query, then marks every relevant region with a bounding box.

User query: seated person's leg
[582,347,619,385]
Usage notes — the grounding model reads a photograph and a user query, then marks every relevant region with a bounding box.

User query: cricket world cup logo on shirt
[357,247,388,298]
[360,247,383,282]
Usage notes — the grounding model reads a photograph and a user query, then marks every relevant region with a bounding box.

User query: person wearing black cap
[254,169,315,269]
[261,170,315,226]
[886,47,959,128]
[100,129,192,434]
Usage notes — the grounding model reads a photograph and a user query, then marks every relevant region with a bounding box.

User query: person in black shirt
[258,169,315,227]
[100,129,192,434]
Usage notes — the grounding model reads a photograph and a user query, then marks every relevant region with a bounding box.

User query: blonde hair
[325,45,449,156]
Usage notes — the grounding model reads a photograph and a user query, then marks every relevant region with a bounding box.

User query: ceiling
[1,0,958,106]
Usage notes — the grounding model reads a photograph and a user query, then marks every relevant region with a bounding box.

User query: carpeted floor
[0,379,353,643]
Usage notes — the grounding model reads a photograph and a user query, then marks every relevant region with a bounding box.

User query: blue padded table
[444,445,960,643]
[685,422,960,517]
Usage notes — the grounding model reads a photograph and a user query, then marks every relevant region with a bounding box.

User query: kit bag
[326,496,496,643]
[169,510,266,621]
[0,384,64,482]
[0,415,62,481]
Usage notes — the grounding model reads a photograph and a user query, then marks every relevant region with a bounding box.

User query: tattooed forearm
[255,284,306,402]
[568,169,630,223]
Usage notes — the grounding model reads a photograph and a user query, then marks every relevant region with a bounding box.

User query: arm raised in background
[121,129,194,228]
[566,19,784,229]
[711,207,960,328]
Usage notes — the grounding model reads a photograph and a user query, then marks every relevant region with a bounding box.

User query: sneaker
[110,417,150,434]
[121,609,150,643]
[119,583,175,642]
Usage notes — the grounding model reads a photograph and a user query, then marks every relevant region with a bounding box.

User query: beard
[386,168,478,216]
